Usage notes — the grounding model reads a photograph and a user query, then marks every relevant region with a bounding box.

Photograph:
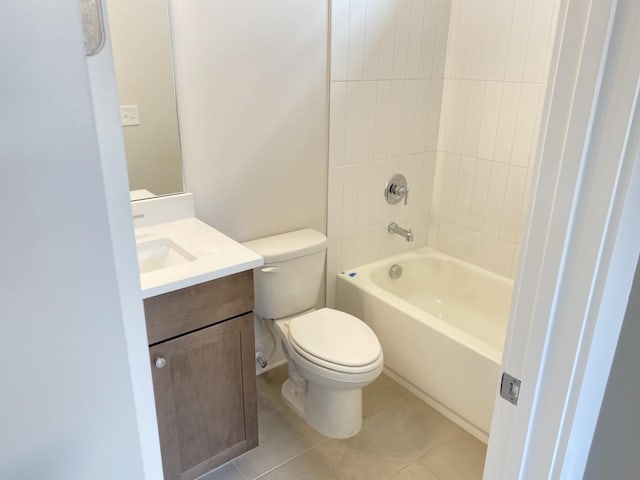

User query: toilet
[244,228,383,438]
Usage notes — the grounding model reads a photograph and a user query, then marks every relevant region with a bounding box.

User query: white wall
[326,0,451,306]
[429,0,560,277]
[584,258,640,479]
[106,0,184,196]
[170,0,329,243]
[0,1,157,478]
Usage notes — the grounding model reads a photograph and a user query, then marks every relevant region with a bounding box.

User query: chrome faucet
[388,222,414,242]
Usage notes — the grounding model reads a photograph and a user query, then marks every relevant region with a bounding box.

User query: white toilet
[244,228,383,439]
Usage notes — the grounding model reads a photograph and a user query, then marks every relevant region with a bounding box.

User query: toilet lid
[288,308,381,368]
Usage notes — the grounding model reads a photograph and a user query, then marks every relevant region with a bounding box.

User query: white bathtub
[336,246,512,441]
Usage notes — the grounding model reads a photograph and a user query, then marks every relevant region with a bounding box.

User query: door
[484,0,640,478]
[150,313,258,480]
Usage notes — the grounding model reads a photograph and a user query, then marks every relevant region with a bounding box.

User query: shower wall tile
[326,0,451,306]
[341,164,360,238]
[374,80,392,158]
[400,80,419,155]
[493,83,520,164]
[483,162,509,237]
[429,0,560,278]
[360,82,378,162]
[479,233,499,271]
[432,1,451,76]
[378,0,397,78]
[481,0,513,81]
[426,79,444,150]
[438,80,467,154]
[345,82,364,164]
[388,80,406,156]
[501,166,528,242]
[419,0,438,77]
[524,0,561,83]
[477,82,502,160]
[512,83,545,167]
[421,152,437,213]
[454,156,475,226]
[413,80,431,153]
[356,163,373,232]
[327,167,345,242]
[405,0,426,79]
[461,82,486,158]
[468,159,491,231]
[391,0,412,79]
[436,219,453,251]
[504,0,534,82]
[363,0,382,79]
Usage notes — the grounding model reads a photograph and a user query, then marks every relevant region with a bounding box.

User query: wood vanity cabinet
[144,270,258,480]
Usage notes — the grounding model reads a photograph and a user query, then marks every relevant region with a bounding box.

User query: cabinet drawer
[144,270,254,345]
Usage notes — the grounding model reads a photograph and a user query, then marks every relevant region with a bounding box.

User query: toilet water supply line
[256,317,278,369]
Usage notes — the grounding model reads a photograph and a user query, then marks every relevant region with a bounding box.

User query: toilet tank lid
[243,228,327,263]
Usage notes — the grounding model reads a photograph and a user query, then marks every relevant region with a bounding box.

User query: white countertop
[129,189,155,201]
[136,217,263,298]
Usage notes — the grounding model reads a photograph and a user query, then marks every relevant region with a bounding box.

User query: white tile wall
[327,0,560,302]
[429,0,560,277]
[326,0,451,306]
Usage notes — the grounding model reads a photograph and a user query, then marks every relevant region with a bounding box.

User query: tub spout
[388,222,414,242]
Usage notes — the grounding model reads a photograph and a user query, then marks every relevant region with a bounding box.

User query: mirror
[105,0,184,200]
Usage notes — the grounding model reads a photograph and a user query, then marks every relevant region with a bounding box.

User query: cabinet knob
[154,356,167,369]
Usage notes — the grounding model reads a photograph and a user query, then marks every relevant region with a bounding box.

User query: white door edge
[484,0,640,478]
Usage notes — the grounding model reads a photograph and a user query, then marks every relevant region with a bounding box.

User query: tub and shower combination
[336,246,513,442]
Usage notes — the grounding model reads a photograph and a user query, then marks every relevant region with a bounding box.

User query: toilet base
[281,378,363,439]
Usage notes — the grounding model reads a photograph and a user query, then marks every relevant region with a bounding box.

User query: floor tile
[249,361,487,480]
[198,462,246,480]
[411,434,487,480]
[233,405,326,480]
[314,395,461,480]
[256,449,340,480]
[362,373,409,418]
[387,462,441,480]
[256,364,288,413]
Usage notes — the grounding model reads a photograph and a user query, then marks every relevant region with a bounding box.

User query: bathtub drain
[389,264,403,279]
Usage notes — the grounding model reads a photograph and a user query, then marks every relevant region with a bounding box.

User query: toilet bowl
[273,308,383,438]
[244,229,383,438]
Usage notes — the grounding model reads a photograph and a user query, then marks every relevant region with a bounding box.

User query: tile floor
[201,365,486,480]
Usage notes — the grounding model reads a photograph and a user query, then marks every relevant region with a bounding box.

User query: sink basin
[136,238,196,274]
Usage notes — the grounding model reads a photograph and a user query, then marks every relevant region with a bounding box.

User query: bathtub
[336,246,512,441]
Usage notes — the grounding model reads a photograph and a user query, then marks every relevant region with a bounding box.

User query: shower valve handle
[385,174,409,205]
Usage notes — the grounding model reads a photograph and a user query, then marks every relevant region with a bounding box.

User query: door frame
[484,0,640,478]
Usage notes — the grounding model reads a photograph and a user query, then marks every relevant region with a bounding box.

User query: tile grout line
[251,437,332,480]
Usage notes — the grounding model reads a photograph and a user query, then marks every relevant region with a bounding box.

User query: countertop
[136,217,263,298]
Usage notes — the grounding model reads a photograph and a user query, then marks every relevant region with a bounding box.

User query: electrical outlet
[120,105,140,126]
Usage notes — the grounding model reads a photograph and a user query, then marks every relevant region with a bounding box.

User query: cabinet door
[150,313,258,480]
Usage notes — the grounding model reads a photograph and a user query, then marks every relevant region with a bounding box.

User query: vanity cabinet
[144,270,258,480]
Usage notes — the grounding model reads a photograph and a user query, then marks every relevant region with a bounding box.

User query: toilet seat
[287,308,382,374]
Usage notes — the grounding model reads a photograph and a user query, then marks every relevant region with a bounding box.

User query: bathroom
[3,1,640,480]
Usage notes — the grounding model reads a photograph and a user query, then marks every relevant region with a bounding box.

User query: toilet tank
[243,229,327,319]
